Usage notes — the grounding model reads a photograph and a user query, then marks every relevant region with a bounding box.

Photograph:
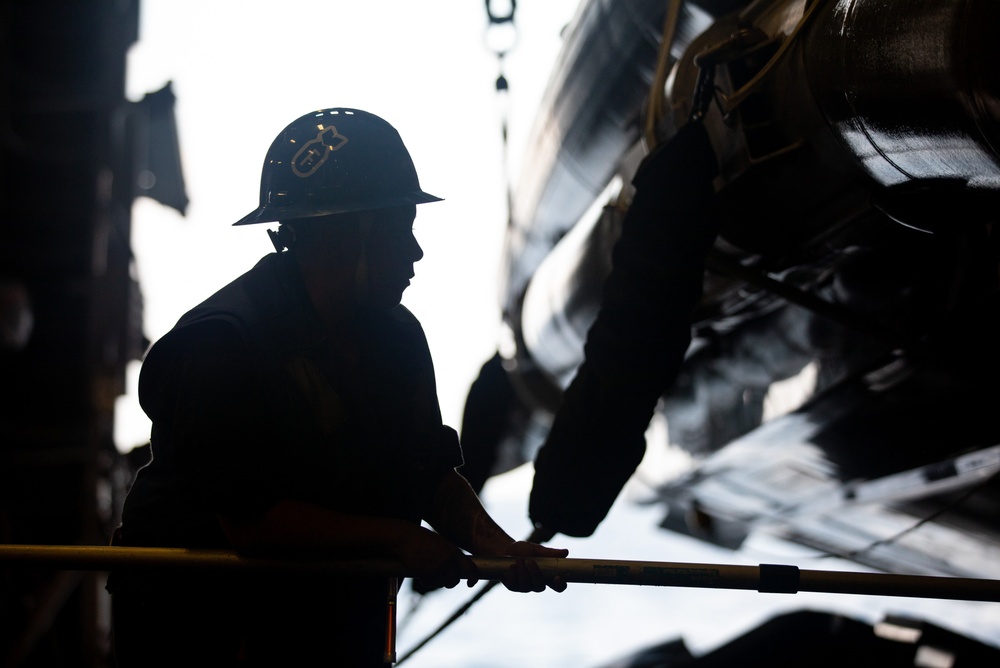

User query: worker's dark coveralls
[109,251,462,667]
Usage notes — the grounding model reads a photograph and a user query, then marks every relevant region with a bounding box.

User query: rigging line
[496,63,513,228]
[394,526,550,665]
[484,0,517,228]
[720,0,823,115]
[644,0,684,149]
[395,580,500,666]
[732,476,995,565]
[837,472,999,562]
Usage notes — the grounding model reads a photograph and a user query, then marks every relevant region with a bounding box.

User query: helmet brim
[232,190,443,226]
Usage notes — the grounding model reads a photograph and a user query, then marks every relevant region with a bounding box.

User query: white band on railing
[1,544,999,602]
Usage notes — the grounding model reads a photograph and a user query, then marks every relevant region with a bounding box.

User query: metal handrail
[2,544,999,602]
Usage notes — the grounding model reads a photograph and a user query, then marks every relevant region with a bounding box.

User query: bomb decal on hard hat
[292,125,349,178]
[233,107,442,226]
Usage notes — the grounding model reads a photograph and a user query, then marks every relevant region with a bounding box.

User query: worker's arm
[423,469,569,592]
[217,499,478,590]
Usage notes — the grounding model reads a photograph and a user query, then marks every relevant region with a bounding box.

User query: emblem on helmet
[292,125,349,178]
[233,108,441,225]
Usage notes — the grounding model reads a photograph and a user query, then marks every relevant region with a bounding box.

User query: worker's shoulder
[381,304,429,342]
[144,317,247,367]
[387,303,420,326]
[150,254,296,357]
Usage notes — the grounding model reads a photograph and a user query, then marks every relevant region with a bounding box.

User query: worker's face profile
[364,204,422,309]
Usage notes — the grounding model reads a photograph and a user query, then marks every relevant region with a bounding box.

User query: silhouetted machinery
[1,2,185,665]
[463,0,1000,589]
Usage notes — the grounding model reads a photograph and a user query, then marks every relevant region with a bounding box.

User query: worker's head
[235,108,440,310]
[278,205,423,310]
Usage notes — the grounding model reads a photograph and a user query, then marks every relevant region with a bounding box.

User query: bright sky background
[115,0,581,450]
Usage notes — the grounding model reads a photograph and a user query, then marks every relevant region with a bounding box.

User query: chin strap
[267,225,296,252]
[267,228,284,252]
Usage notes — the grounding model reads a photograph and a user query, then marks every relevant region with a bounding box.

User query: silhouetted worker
[529,120,721,540]
[108,108,567,667]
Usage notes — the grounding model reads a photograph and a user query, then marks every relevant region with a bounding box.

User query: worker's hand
[498,540,569,593]
[528,524,557,543]
[399,525,479,590]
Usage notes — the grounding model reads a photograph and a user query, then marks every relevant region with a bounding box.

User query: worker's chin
[367,289,405,310]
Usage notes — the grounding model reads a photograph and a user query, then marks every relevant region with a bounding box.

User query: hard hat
[233,108,442,226]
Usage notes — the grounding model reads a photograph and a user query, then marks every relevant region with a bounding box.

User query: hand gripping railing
[2,544,1000,601]
[5,544,1000,664]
